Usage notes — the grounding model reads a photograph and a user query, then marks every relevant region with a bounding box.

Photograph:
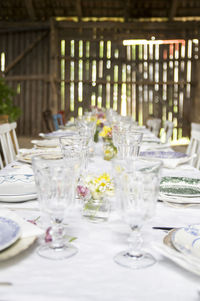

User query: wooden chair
[163,120,174,143]
[146,118,161,137]
[0,123,15,168]
[186,123,200,168]
[43,110,64,132]
[9,122,19,156]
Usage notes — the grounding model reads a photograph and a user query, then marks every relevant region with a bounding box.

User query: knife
[152,226,175,231]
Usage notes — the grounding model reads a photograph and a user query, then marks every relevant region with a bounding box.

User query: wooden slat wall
[0,30,49,136]
[58,36,198,140]
[0,23,199,140]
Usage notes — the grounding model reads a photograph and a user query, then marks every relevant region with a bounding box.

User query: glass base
[37,244,78,260]
[114,250,156,269]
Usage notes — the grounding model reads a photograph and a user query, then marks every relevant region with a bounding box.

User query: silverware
[0,282,12,286]
[152,226,175,231]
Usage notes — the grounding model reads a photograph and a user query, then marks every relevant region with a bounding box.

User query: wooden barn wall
[0,23,199,139]
[0,30,50,136]
[58,27,199,139]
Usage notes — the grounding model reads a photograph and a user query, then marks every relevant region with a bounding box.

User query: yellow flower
[99,126,112,138]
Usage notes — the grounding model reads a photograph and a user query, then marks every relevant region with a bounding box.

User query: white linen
[0,209,44,238]
[0,141,200,301]
[163,155,193,169]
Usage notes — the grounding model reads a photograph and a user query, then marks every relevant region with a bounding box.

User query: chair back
[186,123,200,169]
[9,122,19,155]
[43,110,64,131]
[0,123,15,168]
[163,120,174,143]
[146,118,161,137]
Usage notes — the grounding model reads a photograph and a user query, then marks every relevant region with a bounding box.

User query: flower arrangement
[99,126,112,140]
[77,172,114,221]
[93,108,106,143]
[99,126,117,160]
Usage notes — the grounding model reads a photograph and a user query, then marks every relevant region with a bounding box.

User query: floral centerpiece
[77,172,114,222]
[92,107,106,143]
[99,126,117,160]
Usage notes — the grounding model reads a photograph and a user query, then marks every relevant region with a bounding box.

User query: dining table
[0,130,200,301]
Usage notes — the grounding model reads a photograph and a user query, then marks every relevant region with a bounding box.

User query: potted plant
[0,77,21,123]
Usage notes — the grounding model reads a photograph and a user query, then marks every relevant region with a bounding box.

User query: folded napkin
[0,210,44,238]
[162,156,193,169]
[142,143,170,151]
[159,193,200,204]
[154,243,200,276]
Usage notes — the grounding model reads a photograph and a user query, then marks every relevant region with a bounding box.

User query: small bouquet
[77,173,114,222]
[99,126,117,160]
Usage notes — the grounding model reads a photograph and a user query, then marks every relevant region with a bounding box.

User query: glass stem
[127,226,143,257]
[50,219,65,250]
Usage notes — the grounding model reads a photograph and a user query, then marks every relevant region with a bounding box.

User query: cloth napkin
[0,209,44,238]
[159,193,200,204]
[162,156,193,169]
[154,243,200,276]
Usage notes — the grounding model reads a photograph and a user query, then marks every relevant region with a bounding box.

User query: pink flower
[45,227,52,243]
[77,185,90,198]
[97,112,105,119]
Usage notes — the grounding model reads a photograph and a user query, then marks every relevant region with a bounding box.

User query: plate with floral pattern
[0,217,21,251]
[159,176,200,198]
[171,225,200,260]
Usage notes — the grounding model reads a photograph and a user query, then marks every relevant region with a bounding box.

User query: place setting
[0,210,43,261]
[154,224,200,276]
[139,150,193,169]
[158,176,200,206]
[0,174,37,203]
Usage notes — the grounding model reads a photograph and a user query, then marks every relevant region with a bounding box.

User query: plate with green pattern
[160,176,200,198]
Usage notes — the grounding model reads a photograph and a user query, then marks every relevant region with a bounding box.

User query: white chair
[9,122,19,156]
[0,123,15,168]
[146,118,161,137]
[163,120,174,143]
[186,123,200,169]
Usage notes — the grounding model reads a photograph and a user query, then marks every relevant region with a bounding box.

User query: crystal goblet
[32,154,78,260]
[114,158,162,269]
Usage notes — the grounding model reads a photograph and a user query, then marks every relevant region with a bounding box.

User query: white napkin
[162,156,193,169]
[159,193,200,204]
[154,243,200,276]
[0,210,44,238]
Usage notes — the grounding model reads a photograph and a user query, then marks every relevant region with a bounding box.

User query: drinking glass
[32,154,78,260]
[113,126,143,160]
[114,158,162,269]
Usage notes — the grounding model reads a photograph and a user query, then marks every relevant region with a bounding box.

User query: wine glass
[114,158,162,269]
[32,154,78,260]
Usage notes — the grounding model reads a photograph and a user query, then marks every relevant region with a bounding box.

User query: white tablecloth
[1,146,200,301]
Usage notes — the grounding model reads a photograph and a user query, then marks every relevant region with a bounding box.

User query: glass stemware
[114,158,162,269]
[32,154,78,260]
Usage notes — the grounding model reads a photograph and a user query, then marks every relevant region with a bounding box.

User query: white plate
[0,174,36,195]
[171,225,200,260]
[0,236,37,261]
[31,139,59,148]
[17,150,62,164]
[0,193,37,203]
[0,217,21,251]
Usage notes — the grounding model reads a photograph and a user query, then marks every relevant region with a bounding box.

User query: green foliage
[0,77,21,122]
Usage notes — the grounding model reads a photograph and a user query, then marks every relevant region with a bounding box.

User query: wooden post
[192,59,200,124]
[50,18,59,114]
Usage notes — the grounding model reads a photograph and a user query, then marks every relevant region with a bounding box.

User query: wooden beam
[49,18,59,114]
[57,20,200,32]
[124,0,131,21]
[169,0,179,21]
[4,75,49,81]
[24,0,36,20]
[0,21,49,32]
[4,31,48,75]
[76,0,82,19]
